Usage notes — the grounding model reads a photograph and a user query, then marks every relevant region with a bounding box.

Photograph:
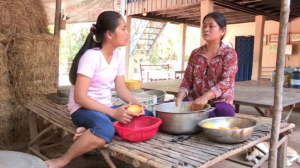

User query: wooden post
[278,134,288,168]
[54,0,62,88]
[269,0,291,167]
[178,24,187,71]
[251,15,265,80]
[125,16,132,80]
[200,0,214,46]
[28,112,39,151]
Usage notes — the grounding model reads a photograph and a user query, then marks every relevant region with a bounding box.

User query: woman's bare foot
[45,157,69,168]
[73,127,86,141]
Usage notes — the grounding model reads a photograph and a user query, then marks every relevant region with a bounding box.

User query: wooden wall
[127,0,202,15]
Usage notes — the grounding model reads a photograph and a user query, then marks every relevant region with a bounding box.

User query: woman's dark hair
[69,11,122,85]
[203,12,227,40]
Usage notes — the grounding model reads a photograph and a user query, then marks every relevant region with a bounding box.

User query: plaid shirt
[179,42,238,105]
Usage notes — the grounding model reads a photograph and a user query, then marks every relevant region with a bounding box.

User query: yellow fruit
[218,127,230,130]
[127,105,142,114]
[201,122,214,129]
[231,127,239,129]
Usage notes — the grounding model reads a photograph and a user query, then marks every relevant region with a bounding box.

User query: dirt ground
[5,103,300,168]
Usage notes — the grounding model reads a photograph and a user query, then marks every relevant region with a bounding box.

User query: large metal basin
[198,117,257,143]
[154,102,215,135]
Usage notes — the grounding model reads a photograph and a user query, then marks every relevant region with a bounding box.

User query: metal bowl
[139,90,166,104]
[198,117,257,143]
[154,102,215,135]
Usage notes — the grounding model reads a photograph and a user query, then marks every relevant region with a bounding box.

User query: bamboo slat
[25,102,295,168]
[147,139,215,159]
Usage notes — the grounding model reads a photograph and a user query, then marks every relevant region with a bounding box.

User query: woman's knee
[144,109,153,117]
[91,120,115,143]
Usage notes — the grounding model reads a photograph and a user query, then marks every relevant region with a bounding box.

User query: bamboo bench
[25,101,295,168]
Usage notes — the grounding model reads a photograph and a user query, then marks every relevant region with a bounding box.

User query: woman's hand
[190,96,208,111]
[174,92,187,106]
[174,97,183,106]
[132,102,145,116]
[112,104,139,124]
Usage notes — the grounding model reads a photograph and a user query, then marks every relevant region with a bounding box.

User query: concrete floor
[60,102,300,168]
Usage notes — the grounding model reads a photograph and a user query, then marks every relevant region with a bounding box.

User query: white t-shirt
[68,48,126,114]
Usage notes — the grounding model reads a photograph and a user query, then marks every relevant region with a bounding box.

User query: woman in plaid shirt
[175,12,238,117]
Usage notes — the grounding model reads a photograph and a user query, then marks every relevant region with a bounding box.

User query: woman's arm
[114,75,140,105]
[74,74,138,123]
[114,75,145,115]
[210,50,238,98]
[177,50,197,104]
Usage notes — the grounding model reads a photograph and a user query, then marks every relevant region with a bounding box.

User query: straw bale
[7,34,59,68]
[7,33,58,104]
[0,43,9,86]
[0,36,13,100]
[0,0,49,34]
[0,118,14,146]
[0,100,13,119]
[0,100,14,145]
[0,35,14,145]
[5,33,59,142]
[0,34,6,42]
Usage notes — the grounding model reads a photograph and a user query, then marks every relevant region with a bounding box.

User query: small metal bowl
[198,117,257,143]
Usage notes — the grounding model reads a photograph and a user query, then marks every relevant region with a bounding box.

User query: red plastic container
[114,116,162,142]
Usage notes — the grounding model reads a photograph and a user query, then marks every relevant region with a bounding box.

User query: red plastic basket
[114,116,162,142]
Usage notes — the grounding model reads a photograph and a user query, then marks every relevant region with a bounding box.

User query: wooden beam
[212,0,279,21]
[163,8,200,18]
[240,0,281,6]
[154,4,228,16]
[125,16,132,80]
[178,24,187,71]
[132,14,197,25]
[226,18,255,24]
[200,0,214,46]
[178,14,201,19]
[140,1,203,13]
[251,15,265,80]
[250,2,281,9]
[54,0,61,88]
[269,0,291,167]
[277,134,288,168]
[186,14,254,21]
[214,8,235,13]
[154,4,200,15]
[28,113,39,152]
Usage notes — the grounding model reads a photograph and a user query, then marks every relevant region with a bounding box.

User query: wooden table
[141,79,300,121]
[25,101,295,168]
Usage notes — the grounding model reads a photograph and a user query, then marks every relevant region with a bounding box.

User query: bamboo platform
[25,101,295,168]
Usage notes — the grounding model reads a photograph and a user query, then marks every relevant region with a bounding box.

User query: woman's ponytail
[68,11,122,85]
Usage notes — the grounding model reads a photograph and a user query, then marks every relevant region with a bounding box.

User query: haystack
[6,34,59,142]
[0,0,49,34]
[0,34,14,146]
[0,0,59,144]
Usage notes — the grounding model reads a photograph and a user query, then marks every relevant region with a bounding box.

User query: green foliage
[47,24,90,66]
[147,24,179,65]
[146,24,200,66]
